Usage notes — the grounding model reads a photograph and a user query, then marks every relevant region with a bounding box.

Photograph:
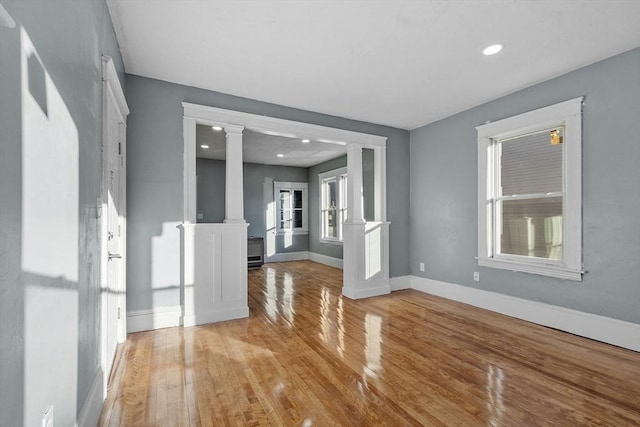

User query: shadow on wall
[19,27,81,427]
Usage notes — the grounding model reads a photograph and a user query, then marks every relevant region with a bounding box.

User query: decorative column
[224,124,245,223]
[343,143,365,299]
[345,143,365,225]
[374,146,387,222]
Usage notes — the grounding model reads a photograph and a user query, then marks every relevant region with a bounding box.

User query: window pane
[327,209,337,238]
[294,209,303,228]
[327,180,337,208]
[500,128,563,196]
[293,190,303,209]
[498,197,563,260]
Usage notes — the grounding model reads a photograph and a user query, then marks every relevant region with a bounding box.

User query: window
[476,97,583,280]
[319,167,347,243]
[274,182,308,234]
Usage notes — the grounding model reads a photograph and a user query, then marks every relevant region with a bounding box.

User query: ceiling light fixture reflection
[301,139,310,143]
[483,44,503,55]
[211,126,223,131]
[277,153,284,158]
[200,144,209,149]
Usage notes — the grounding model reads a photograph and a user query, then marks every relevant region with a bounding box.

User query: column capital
[224,124,245,135]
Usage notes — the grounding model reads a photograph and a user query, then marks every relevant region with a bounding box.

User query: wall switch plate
[42,405,54,427]
[473,271,480,282]
[419,262,425,272]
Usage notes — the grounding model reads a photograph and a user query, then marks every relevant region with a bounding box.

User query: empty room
[0,1,639,426]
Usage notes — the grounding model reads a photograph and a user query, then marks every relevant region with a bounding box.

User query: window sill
[319,238,343,246]
[276,230,308,236]
[478,257,583,281]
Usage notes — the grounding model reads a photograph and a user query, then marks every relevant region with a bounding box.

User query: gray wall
[196,158,310,253]
[410,48,640,324]
[308,156,348,259]
[126,74,410,311]
[0,0,124,426]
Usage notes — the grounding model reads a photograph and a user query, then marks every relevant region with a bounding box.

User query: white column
[224,124,245,223]
[345,143,365,224]
[374,146,387,222]
[183,117,197,223]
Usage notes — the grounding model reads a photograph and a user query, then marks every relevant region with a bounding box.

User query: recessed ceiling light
[211,126,223,131]
[277,153,284,158]
[200,144,209,149]
[483,44,503,56]
[301,139,310,143]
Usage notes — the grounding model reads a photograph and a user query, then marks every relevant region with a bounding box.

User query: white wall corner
[308,252,343,269]
[265,251,309,263]
[127,306,182,333]
[76,368,104,427]
[389,275,411,291]
[409,276,640,352]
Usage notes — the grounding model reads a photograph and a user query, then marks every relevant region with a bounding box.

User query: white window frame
[319,167,348,244]
[476,97,583,281]
[274,181,308,235]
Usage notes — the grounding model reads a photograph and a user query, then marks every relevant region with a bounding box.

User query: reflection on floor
[99,261,640,426]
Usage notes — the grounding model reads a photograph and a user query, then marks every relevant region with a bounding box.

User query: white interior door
[105,98,123,371]
[101,56,129,389]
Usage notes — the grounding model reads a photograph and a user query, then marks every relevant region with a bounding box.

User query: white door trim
[100,55,129,395]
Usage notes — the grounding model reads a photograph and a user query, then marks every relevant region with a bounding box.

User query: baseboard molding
[127,306,182,333]
[308,252,343,269]
[182,305,249,327]
[390,275,411,291]
[264,251,309,263]
[76,368,104,427]
[410,276,640,352]
[343,282,390,300]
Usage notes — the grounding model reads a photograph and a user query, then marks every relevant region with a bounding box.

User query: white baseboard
[390,275,411,291]
[308,252,343,269]
[183,305,249,327]
[410,276,640,352]
[76,368,104,427]
[343,281,390,300]
[265,251,309,263]
[127,306,182,333]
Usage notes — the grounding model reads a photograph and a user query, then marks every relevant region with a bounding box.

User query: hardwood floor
[99,261,640,426]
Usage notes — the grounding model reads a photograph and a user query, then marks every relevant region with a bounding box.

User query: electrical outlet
[42,405,54,427]
[473,271,480,282]
[419,262,425,272]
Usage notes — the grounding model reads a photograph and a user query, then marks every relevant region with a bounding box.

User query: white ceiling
[107,1,640,130]
[196,125,347,167]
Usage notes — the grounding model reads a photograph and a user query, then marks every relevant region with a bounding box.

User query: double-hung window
[476,97,583,280]
[274,181,308,234]
[319,167,347,243]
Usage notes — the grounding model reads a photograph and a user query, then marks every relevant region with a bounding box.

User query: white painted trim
[127,306,182,333]
[183,306,249,328]
[182,102,388,147]
[101,56,129,117]
[389,275,411,291]
[309,252,343,269]
[476,97,583,280]
[410,276,640,352]
[265,251,309,263]
[76,369,104,427]
[342,278,390,299]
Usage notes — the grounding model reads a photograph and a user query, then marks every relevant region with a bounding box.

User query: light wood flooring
[99,261,640,426]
